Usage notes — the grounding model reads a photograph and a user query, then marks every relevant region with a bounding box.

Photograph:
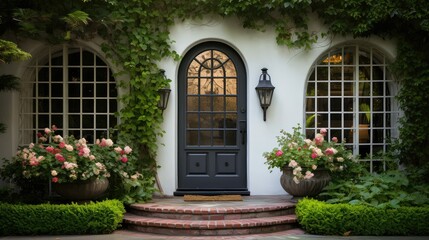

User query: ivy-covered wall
[1,0,428,187]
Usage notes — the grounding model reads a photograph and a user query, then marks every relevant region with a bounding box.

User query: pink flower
[311,152,318,159]
[275,150,283,157]
[332,137,338,143]
[52,177,59,183]
[314,133,324,145]
[58,142,65,148]
[121,156,128,163]
[29,158,39,166]
[51,125,58,131]
[320,128,327,136]
[46,146,55,154]
[304,171,314,179]
[55,153,65,162]
[44,128,51,134]
[325,147,338,156]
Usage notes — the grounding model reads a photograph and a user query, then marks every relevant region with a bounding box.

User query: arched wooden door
[175,42,248,195]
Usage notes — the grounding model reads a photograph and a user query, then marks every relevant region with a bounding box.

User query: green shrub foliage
[296,198,429,236]
[319,170,429,208]
[1,0,428,181]
[0,200,124,236]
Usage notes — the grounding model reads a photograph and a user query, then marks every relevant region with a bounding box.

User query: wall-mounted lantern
[255,68,275,121]
[158,87,171,113]
[157,70,171,113]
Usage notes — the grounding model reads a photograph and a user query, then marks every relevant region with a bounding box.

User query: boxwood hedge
[296,198,429,236]
[0,199,125,236]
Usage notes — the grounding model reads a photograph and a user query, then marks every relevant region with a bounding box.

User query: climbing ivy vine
[1,0,429,191]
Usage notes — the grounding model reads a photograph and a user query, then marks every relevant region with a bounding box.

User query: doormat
[183,195,243,201]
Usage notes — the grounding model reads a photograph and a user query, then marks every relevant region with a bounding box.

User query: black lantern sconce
[255,68,275,121]
[157,70,171,113]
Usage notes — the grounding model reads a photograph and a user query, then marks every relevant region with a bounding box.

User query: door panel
[175,42,248,195]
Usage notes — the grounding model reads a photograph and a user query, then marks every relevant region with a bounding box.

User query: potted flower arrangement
[0,125,145,201]
[263,124,355,197]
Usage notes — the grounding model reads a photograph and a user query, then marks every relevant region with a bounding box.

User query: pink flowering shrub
[263,124,355,183]
[3,126,143,184]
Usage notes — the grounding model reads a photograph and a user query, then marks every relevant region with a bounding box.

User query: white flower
[293,176,300,184]
[65,144,74,151]
[105,139,114,147]
[337,157,344,162]
[114,147,122,153]
[293,167,302,175]
[288,160,298,168]
[51,170,58,176]
[124,146,132,154]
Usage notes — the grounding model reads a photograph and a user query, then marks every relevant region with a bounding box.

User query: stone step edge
[123,213,297,230]
[128,202,296,215]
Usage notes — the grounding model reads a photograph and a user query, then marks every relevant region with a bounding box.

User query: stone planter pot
[53,178,109,201]
[280,167,331,197]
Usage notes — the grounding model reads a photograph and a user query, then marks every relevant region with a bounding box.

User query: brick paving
[123,195,302,237]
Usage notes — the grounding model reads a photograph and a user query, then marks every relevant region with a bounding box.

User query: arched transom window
[20,46,117,144]
[305,45,398,172]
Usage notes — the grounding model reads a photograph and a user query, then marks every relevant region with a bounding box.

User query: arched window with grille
[305,44,399,172]
[19,45,117,144]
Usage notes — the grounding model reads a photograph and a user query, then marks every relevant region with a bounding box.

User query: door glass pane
[214,113,225,128]
[213,96,225,112]
[225,131,236,145]
[200,131,212,145]
[225,114,237,128]
[200,78,211,95]
[187,78,199,94]
[224,60,237,77]
[187,113,199,128]
[187,130,198,145]
[187,96,199,111]
[225,97,237,111]
[226,78,237,95]
[200,113,212,128]
[213,78,224,94]
[200,96,211,111]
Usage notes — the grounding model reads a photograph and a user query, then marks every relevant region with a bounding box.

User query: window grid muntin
[19,46,117,145]
[186,49,238,147]
[305,45,396,172]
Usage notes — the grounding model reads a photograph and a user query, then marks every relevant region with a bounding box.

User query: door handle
[239,120,247,145]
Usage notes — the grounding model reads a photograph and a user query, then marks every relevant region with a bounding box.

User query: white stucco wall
[0,16,396,194]
[156,16,397,195]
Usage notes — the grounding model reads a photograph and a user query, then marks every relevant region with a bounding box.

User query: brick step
[123,213,299,236]
[127,201,296,220]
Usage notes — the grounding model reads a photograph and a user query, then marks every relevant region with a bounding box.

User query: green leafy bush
[296,198,429,236]
[0,199,124,236]
[319,170,429,208]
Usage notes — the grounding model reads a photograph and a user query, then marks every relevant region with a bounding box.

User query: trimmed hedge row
[296,198,429,236]
[0,199,125,236]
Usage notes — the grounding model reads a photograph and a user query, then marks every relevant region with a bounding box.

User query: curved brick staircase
[122,195,301,237]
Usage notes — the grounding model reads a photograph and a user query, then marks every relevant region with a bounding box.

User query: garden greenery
[0,199,125,235]
[0,0,428,191]
[296,198,429,236]
[319,170,429,208]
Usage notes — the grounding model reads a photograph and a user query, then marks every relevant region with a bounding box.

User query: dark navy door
[175,42,248,195]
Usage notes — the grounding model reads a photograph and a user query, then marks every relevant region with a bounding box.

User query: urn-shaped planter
[280,167,331,197]
[53,178,109,201]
